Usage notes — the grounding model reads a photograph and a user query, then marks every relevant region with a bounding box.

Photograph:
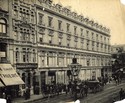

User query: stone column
[56,71,58,84]
[55,52,58,67]
[45,71,48,84]
[45,52,48,67]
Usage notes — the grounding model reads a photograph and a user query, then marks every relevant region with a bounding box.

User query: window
[47,53,49,66]
[97,43,99,51]
[74,26,77,35]
[59,38,62,45]
[33,49,36,62]
[101,36,102,41]
[27,34,30,42]
[31,33,35,43]
[31,16,34,23]
[87,40,89,50]
[81,43,84,49]
[86,30,89,38]
[22,33,27,41]
[66,23,70,32]
[48,36,52,44]
[26,49,29,62]
[96,34,98,41]
[87,59,90,66]
[104,37,106,43]
[81,38,84,49]
[74,41,77,48]
[92,32,94,39]
[81,28,83,36]
[48,17,52,27]
[39,13,44,25]
[0,19,7,33]
[15,48,19,62]
[22,48,26,62]
[58,20,62,30]
[40,38,43,43]
[39,35,43,43]
[14,31,18,40]
[67,40,70,47]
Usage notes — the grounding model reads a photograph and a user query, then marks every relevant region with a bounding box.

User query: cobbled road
[29,82,125,103]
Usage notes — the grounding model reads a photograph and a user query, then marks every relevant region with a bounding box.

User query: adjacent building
[111,44,125,74]
[0,0,112,95]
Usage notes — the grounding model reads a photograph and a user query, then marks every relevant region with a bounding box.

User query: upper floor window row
[13,4,34,16]
[38,15,109,40]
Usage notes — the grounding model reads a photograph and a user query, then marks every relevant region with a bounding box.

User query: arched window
[0,19,7,33]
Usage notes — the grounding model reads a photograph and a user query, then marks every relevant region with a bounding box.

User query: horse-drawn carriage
[86,80,104,93]
[70,81,88,99]
[69,80,104,99]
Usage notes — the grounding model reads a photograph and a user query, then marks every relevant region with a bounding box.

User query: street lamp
[68,57,82,100]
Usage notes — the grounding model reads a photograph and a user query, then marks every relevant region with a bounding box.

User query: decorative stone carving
[39,27,45,34]
[48,29,54,36]
[58,32,63,38]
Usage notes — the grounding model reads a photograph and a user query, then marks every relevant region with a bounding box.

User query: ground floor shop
[15,63,38,95]
[38,67,108,93]
[0,63,24,99]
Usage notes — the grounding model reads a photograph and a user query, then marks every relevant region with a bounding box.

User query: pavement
[13,80,125,103]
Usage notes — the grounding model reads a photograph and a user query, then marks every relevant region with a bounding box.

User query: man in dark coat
[119,88,124,100]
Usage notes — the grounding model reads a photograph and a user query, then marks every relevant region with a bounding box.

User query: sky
[53,0,125,45]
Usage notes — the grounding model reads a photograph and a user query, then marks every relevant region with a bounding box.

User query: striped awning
[0,63,25,86]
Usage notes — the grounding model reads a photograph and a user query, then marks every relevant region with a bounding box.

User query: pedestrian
[27,87,30,99]
[119,88,124,100]
[2,92,6,99]
[24,87,28,100]
[6,95,12,103]
[65,85,68,95]
[84,84,88,97]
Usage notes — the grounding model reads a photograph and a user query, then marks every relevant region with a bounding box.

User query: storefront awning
[0,81,4,87]
[0,63,25,86]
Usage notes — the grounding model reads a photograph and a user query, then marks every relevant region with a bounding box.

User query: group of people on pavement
[1,88,12,103]
[41,82,68,97]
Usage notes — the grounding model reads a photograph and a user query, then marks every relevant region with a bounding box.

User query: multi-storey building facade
[1,0,112,95]
[35,0,112,86]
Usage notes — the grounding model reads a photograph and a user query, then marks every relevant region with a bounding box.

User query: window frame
[0,19,7,33]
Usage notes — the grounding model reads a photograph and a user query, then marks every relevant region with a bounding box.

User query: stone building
[0,0,112,95]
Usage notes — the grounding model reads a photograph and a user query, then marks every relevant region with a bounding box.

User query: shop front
[48,70,56,84]
[56,71,65,84]
[16,63,38,95]
[0,63,24,98]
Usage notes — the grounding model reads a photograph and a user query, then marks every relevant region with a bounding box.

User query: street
[28,82,125,103]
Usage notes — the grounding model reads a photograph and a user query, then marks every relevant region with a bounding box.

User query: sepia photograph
[0,0,125,103]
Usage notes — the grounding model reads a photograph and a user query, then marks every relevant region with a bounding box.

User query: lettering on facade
[0,73,18,78]
[16,63,38,69]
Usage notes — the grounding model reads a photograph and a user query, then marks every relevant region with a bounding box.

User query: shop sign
[0,63,24,86]
[16,63,38,69]
[0,52,5,57]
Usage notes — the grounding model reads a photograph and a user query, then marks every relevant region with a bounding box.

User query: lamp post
[68,57,82,100]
